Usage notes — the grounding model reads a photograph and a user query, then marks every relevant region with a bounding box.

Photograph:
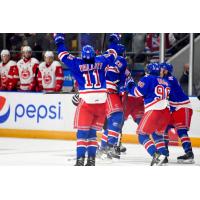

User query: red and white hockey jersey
[17,58,39,91]
[37,61,64,92]
[0,60,18,90]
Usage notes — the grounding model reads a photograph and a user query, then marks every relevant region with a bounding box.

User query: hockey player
[54,33,117,166]
[160,62,194,164]
[0,50,18,91]
[37,51,64,92]
[16,46,39,91]
[126,63,171,166]
[98,34,127,159]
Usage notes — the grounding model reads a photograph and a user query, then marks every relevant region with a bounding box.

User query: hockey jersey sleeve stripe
[106,80,117,86]
[169,100,190,105]
[106,66,120,73]
[145,99,162,109]
[134,87,143,97]
[58,51,69,61]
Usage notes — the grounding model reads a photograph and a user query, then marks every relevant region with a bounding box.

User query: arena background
[0,33,200,147]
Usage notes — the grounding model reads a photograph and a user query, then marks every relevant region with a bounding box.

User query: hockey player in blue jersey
[98,34,128,159]
[126,63,171,166]
[54,33,117,166]
[160,62,194,164]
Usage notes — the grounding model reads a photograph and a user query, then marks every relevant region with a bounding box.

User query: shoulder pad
[31,57,39,64]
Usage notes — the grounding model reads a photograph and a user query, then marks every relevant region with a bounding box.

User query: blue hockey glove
[54,33,65,45]
[125,77,135,92]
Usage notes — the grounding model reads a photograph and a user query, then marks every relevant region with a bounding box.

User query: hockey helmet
[160,62,173,74]
[81,45,95,60]
[146,62,161,76]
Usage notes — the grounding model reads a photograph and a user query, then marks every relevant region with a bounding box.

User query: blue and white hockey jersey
[164,75,191,111]
[57,43,115,104]
[129,74,171,112]
[105,56,127,92]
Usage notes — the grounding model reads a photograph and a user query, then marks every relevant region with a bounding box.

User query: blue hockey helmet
[81,45,95,60]
[109,33,122,44]
[160,62,173,74]
[146,62,161,76]
[108,43,125,56]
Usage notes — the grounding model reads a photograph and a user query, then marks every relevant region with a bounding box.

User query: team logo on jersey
[21,69,31,79]
[0,96,10,123]
[138,81,145,88]
[43,74,52,85]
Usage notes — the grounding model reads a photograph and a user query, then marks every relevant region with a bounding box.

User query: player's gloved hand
[7,82,14,91]
[125,77,135,92]
[118,86,126,97]
[72,93,80,106]
[0,85,6,91]
[54,84,62,92]
[28,83,35,91]
[197,95,200,101]
[54,33,65,45]
[36,85,43,92]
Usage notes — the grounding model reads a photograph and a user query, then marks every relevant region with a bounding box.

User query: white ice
[0,137,199,166]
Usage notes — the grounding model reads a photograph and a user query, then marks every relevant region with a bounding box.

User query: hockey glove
[54,33,65,45]
[125,77,135,93]
[72,93,80,106]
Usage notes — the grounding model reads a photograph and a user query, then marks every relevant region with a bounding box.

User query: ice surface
[0,137,199,166]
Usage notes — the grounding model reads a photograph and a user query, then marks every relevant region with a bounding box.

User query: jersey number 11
[83,69,101,89]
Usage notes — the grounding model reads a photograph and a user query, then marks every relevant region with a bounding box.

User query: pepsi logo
[0,96,10,123]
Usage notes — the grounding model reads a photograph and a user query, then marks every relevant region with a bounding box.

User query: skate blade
[177,159,195,164]
[157,155,166,166]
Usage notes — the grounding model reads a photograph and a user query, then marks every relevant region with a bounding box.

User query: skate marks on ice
[0,138,199,166]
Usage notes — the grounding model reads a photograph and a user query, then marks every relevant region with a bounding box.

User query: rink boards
[0,92,200,147]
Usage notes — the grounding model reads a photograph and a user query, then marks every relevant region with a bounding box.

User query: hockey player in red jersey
[37,51,64,92]
[0,50,18,91]
[16,46,39,91]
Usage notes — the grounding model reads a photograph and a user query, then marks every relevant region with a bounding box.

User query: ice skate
[74,157,85,166]
[150,153,166,166]
[177,151,195,164]
[107,145,120,159]
[85,157,95,166]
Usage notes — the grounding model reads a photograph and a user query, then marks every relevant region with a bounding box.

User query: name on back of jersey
[79,63,103,72]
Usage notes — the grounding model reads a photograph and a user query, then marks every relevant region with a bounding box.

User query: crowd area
[0,33,197,94]
[0,46,64,92]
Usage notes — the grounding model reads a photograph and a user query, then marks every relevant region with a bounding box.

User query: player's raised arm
[54,33,77,71]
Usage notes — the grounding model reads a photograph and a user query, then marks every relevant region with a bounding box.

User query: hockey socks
[76,130,89,159]
[101,130,108,148]
[177,129,193,154]
[138,134,157,157]
[163,125,173,150]
[87,129,98,158]
[152,132,169,156]
[107,112,124,146]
